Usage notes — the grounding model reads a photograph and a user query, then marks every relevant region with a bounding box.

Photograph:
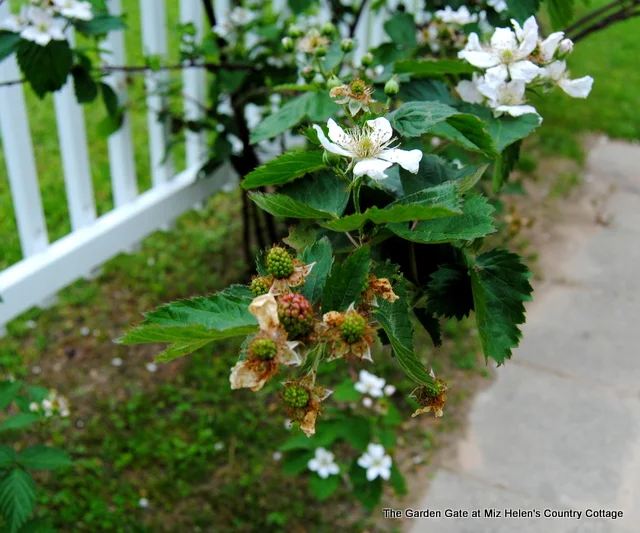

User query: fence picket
[0,2,48,260]
[53,30,97,231]
[139,0,174,186]
[103,0,138,208]
[180,0,207,170]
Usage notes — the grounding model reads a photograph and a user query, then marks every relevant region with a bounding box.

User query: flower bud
[326,75,342,90]
[281,36,294,52]
[314,45,327,57]
[384,75,400,96]
[287,25,304,38]
[301,66,315,83]
[340,38,354,53]
[361,52,374,67]
[321,22,336,36]
[558,38,574,58]
[322,150,342,167]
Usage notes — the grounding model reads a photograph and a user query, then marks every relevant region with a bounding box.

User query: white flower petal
[358,455,372,468]
[366,468,378,481]
[559,76,594,98]
[308,458,320,471]
[312,124,351,157]
[327,118,351,146]
[509,60,541,83]
[490,27,517,55]
[495,104,539,117]
[365,117,394,144]
[484,64,509,86]
[378,148,423,174]
[456,79,485,104]
[540,32,565,62]
[353,158,393,181]
[379,467,391,480]
[458,50,499,69]
[544,60,567,81]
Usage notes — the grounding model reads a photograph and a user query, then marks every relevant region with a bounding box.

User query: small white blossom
[308,447,340,479]
[459,18,540,84]
[138,498,149,509]
[435,6,478,26]
[272,451,282,462]
[32,366,41,375]
[229,7,256,25]
[313,118,422,182]
[362,397,373,408]
[26,320,37,329]
[354,370,386,398]
[0,7,29,32]
[80,326,90,336]
[487,0,508,13]
[357,443,392,481]
[52,0,93,21]
[146,362,158,373]
[214,441,224,451]
[541,60,593,99]
[20,7,66,47]
[111,357,123,367]
[478,79,540,117]
[29,402,40,412]
[384,385,396,397]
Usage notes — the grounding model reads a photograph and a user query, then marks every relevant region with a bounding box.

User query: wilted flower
[410,373,448,418]
[313,118,422,182]
[330,79,376,116]
[308,447,340,478]
[357,443,392,481]
[361,275,400,307]
[322,307,375,363]
[281,374,332,437]
[229,330,301,391]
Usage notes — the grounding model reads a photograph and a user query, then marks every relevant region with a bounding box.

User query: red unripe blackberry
[277,293,314,339]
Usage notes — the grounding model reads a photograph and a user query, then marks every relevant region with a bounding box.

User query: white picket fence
[0,0,408,333]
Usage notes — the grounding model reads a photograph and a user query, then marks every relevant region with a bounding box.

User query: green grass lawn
[534,0,640,156]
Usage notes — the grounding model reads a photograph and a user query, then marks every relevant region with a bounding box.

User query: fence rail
[0,0,406,333]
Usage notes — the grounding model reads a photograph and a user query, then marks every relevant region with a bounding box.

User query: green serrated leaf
[455,164,489,193]
[373,277,437,392]
[309,473,340,500]
[0,469,37,533]
[439,113,498,157]
[242,151,325,189]
[250,92,334,144]
[283,223,317,251]
[301,238,334,304]
[74,13,127,35]
[507,0,541,22]
[18,446,72,471]
[469,248,533,365]
[413,308,442,347]
[0,381,22,410]
[322,246,371,312]
[397,79,457,105]
[547,0,574,29]
[0,446,16,469]
[426,264,474,320]
[394,59,477,76]
[492,141,522,193]
[249,193,335,220]
[281,172,350,218]
[16,39,73,98]
[458,104,540,152]
[384,12,417,48]
[116,287,258,362]
[341,416,371,450]
[389,194,495,244]
[389,101,458,137]
[0,414,40,433]
[71,66,98,103]
[282,450,314,475]
[0,32,21,62]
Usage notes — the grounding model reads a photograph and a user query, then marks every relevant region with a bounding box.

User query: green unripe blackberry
[266,247,294,279]
[281,36,294,52]
[361,52,374,67]
[250,338,277,361]
[278,293,314,339]
[250,277,271,297]
[314,45,327,57]
[384,76,400,96]
[340,38,354,53]
[340,312,366,343]
[283,385,310,408]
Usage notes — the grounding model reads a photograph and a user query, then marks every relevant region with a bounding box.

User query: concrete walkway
[405,140,640,533]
